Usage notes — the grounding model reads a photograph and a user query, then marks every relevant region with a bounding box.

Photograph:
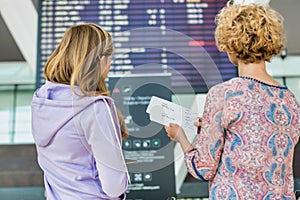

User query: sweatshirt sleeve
[184,85,225,181]
[82,98,128,198]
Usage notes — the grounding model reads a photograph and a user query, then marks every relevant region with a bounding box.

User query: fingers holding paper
[164,123,185,143]
[164,123,194,153]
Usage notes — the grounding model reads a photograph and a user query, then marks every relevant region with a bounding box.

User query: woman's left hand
[164,123,193,153]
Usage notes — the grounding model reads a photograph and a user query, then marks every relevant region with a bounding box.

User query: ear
[99,56,111,78]
[100,56,107,67]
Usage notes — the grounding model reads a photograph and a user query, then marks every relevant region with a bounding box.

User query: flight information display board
[37,0,237,93]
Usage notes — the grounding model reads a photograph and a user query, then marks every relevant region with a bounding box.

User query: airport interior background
[0,0,300,199]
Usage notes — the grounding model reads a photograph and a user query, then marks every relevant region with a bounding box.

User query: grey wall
[270,0,300,55]
[0,16,24,61]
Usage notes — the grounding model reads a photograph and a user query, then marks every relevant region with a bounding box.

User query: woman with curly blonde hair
[165,2,300,199]
[31,24,129,199]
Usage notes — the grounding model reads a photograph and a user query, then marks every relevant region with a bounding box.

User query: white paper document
[146,96,199,135]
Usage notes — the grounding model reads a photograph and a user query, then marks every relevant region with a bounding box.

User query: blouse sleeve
[81,98,128,198]
[184,85,225,181]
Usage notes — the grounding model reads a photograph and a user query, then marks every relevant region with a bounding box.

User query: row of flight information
[37,0,237,93]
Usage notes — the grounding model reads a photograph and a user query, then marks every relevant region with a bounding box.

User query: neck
[238,60,268,78]
[237,60,283,87]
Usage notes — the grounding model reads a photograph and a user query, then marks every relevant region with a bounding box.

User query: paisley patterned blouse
[184,77,300,200]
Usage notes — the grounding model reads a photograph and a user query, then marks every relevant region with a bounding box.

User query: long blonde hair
[44,23,114,96]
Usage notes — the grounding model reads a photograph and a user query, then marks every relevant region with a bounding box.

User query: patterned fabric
[184,77,300,200]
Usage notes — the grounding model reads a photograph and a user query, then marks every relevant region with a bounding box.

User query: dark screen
[36,0,237,93]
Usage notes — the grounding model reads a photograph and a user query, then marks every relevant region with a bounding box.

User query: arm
[185,86,225,181]
[164,123,194,153]
[165,86,225,181]
[82,98,128,198]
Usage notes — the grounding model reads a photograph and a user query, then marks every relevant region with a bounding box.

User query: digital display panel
[37,0,237,93]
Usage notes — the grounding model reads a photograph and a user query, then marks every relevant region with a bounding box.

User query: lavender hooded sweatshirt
[31,81,128,200]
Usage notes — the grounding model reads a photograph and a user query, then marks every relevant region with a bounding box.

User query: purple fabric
[31,81,128,200]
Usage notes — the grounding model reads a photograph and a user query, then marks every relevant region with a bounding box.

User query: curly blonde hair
[215,4,285,64]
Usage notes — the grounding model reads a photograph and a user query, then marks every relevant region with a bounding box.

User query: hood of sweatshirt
[31,81,112,147]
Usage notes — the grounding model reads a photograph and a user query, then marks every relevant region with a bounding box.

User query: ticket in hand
[146,96,199,135]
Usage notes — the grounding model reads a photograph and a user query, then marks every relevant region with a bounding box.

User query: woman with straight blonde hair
[31,23,129,199]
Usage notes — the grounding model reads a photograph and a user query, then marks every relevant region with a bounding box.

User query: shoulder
[93,95,114,105]
[206,78,249,106]
[73,95,115,119]
[74,94,114,106]
[89,96,116,114]
[208,78,241,96]
[286,90,300,130]
[286,90,300,107]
